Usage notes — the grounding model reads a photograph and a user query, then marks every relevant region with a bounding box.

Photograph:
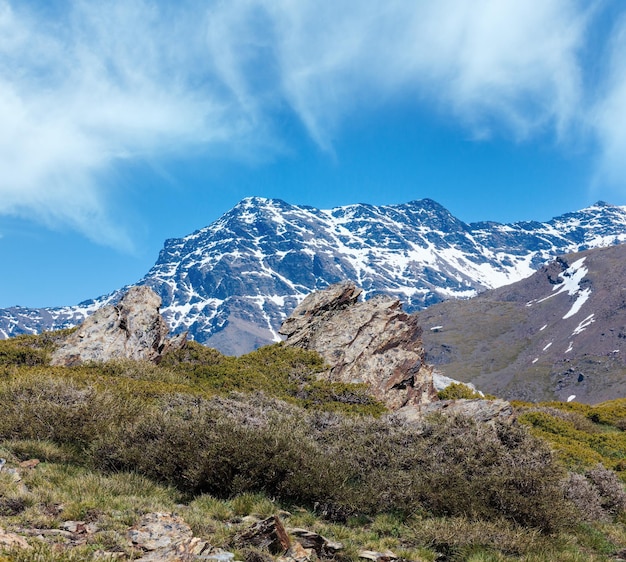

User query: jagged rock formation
[279,282,437,410]
[50,286,186,366]
[3,198,626,355]
[235,516,291,555]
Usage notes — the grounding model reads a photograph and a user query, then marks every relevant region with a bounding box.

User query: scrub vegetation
[2,333,626,560]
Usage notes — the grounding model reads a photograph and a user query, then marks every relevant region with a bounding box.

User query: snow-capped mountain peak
[2,197,626,355]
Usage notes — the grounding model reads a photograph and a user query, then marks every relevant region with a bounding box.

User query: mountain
[2,197,626,354]
[420,243,626,403]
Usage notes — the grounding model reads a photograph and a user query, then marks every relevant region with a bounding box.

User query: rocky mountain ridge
[2,197,626,354]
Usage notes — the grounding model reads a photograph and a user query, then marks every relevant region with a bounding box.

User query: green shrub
[0,339,48,366]
[0,328,78,367]
[296,380,386,415]
[0,369,576,532]
[0,337,385,415]
[161,342,384,414]
[407,516,548,559]
[4,330,626,559]
[538,399,626,427]
[565,472,608,522]
[0,374,144,453]
[585,464,626,516]
[103,402,569,531]
[0,332,595,536]
[437,382,483,400]
[518,407,626,473]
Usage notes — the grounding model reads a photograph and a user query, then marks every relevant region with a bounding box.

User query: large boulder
[279,282,437,410]
[50,286,186,366]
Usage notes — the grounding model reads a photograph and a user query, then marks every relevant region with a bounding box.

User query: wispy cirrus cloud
[0,0,623,247]
[0,0,242,248]
[253,0,589,146]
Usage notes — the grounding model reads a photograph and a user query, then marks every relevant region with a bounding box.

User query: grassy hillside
[420,244,626,404]
[516,400,626,475]
[2,333,626,560]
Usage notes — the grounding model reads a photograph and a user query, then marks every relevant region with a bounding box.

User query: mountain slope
[420,243,626,403]
[2,197,626,354]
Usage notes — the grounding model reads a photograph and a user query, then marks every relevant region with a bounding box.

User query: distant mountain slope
[420,243,626,403]
[2,197,626,354]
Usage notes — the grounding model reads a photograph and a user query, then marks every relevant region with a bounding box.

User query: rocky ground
[0,458,405,562]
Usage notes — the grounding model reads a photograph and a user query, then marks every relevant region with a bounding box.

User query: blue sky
[2,0,626,308]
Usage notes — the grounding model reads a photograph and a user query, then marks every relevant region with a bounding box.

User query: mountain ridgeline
[2,197,626,356]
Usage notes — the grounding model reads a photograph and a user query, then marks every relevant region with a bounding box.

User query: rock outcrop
[279,282,437,410]
[286,528,343,559]
[395,398,514,425]
[0,527,31,551]
[235,516,291,554]
[50,286,186,366]
[128,512,219,561]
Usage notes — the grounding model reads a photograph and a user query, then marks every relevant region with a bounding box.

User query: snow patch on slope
[572,314,595,336]
[535,257,591,319]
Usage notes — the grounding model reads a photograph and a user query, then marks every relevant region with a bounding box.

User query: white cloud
[591,12,626,192]
[206,0,589,147]
[0,0,243,248]
[0,0,622,245]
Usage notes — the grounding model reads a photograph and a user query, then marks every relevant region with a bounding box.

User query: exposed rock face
[279,282,437,410]
[395,399,514,425]
[50,286,186,366]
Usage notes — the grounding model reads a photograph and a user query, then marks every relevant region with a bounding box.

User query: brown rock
[280,541,314,562]
[395,398,513,424]
[0,527,32,550]
[51,286,186,366]
[236,516,291,555]
[18,459,40,470]
[288,528,343,557]
[279,282,437,409]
